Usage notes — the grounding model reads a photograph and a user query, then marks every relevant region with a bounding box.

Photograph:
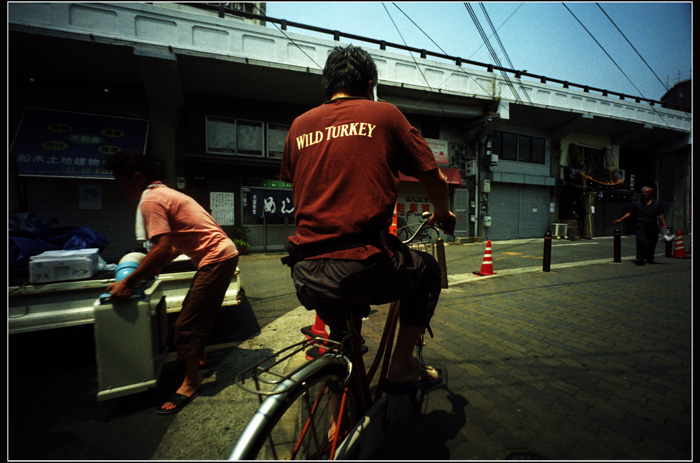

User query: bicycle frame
[323,216,436,457]
[231,213,440,460]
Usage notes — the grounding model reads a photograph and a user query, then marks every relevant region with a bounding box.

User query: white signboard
[424,138,449,165]
[210,192,235,226]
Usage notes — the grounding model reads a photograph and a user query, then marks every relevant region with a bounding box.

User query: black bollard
[613,229,621,263]
[543,232,552,272]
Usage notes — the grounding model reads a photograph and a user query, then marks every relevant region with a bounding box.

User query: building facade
[9,3,691,263]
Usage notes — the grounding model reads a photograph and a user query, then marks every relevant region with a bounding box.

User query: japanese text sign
[424,138,449,165]
[11,108,149,179]
[249,188,294,218]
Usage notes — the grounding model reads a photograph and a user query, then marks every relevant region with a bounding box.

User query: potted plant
[230,224,250,254]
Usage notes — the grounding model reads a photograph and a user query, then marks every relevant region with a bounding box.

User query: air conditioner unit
[550,223,568,239]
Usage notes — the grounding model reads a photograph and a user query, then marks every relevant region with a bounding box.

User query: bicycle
[396,214,440,255]
[229,212,448,460]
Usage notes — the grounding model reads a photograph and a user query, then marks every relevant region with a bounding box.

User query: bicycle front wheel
[419,226,439,243]
[230,360,364,460]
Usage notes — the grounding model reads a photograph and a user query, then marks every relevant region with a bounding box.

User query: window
[493,132,517,161]
[267,123,290,159]
[206,116,237,155]
[531,137,545,164]
[236,120,264,156]
[518,135,532,163]
[205,117,289,159]
[491,131,545,164]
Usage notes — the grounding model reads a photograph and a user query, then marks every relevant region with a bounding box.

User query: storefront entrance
[242,184,294,252]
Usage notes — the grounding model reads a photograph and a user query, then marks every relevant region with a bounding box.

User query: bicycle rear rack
[234,337,350,397]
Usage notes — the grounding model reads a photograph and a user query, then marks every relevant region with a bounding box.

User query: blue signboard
[10,108,149,179]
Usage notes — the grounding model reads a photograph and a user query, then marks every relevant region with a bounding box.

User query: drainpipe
[474,140,481,239]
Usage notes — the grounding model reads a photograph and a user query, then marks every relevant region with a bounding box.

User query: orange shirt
[140,185,237,269]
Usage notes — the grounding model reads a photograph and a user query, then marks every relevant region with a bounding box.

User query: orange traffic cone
[301,314,328,359]
[672,230,687,258]
[473,240,496,276]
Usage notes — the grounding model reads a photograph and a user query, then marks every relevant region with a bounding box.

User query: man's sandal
[156,388,201,415]
[382,362,443,395]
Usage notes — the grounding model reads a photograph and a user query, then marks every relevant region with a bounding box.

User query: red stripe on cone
[474,240,495,276]
[672,230,687,258]
[302,314,328,359]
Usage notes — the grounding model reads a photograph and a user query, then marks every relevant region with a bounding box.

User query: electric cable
[250,3,322,71]
[596,3,669,94]
[468,4,524,60]
[391,2,512,116]
[478,3,553,138]
[563,3,646,100]
[382,3,451,117]
[563,3,676,125]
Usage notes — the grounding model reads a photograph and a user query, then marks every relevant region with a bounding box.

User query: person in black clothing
[613,186,668,265]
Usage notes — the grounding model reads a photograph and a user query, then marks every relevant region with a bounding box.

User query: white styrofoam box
[29,249,101,284]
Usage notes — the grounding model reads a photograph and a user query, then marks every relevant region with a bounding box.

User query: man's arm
[106,233,178,300]
[417,168,456,234]
[613,211,631,224]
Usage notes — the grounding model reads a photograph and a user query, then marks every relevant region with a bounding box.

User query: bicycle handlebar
[402,211,453,244]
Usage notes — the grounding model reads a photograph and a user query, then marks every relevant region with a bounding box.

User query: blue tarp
[9,213,110,281]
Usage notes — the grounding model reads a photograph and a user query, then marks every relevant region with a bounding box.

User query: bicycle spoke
[249,374,357,460]
[291,386,324,459]
[329,387,349,459]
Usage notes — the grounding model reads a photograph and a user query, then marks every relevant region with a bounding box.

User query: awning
[399,167,463,185]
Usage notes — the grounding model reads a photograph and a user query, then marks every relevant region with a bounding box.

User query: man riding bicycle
[280,44,456,394]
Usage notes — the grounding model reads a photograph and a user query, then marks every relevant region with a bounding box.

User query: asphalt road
[7,234,645,460]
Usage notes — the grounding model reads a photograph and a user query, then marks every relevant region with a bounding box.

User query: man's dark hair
[321,45,378,100]
[103,150,159,182]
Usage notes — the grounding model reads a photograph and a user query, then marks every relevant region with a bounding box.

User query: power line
[382,3,449,116]
[470,3,551,137]
[479,3,535,105]
[479,4,515,72]
[468,3,524,60]
[250,3,322,70]
[465,2,524,104]
[562,3,646,99]
[563,3,678,122]
[595,3,669,94]
[214,3,672,108]
[390,2,512,116]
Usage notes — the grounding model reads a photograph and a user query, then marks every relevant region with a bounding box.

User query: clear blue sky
[264,2,691,102]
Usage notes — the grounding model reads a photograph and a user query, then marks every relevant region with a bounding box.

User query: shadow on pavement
[8,299,262,460]
[370,387,469,460]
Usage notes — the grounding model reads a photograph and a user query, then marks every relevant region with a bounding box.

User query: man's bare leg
[387,322,425,385]
[159,357,201,411]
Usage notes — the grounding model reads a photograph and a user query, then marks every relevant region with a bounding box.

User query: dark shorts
[291,248,441,343]
[174,256,239,360]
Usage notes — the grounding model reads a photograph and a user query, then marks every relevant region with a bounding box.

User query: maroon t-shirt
[280,97,437,259]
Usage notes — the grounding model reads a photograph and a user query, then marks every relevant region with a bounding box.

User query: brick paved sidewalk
[366,258,692,460]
